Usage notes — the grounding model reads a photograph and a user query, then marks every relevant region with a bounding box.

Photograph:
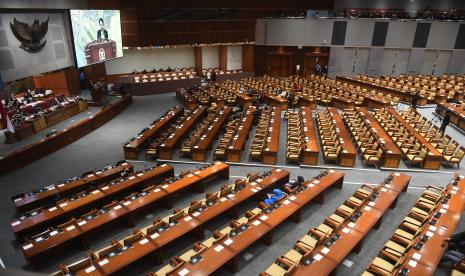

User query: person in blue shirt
[264,189,285,205]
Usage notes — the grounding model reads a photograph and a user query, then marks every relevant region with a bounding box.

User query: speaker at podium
[84,40,117,65]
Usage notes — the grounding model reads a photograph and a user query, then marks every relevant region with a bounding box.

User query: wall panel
[366,48,384,76]
[380,49,396,75]
[341,48,356,76]
[427,22,460,49]
[227,45,243,70]
[434,50,452,76]
[345,20,375,47]
[0,12,73,82]
[447,50,465,74]
[393,49,410,76]
[328,46,344,78]
[202,46,219,69]
[406,49,425,74]
[420,50,437,75]
[354,48,369,75]
[385,21,416,48]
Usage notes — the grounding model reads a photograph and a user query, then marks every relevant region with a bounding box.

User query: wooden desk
[126,77,202,96]
[158,106,207,159]
[124,106,183,159]
[262,108,281,165]
[166,170,344,275]
[226,106,255,162]
[12,162,134,213]
[296,94,317,110]
[11,164,174,238]
[152,168,287,264]
[22,163,229,266]
[291,172,409,275]
[265,95,288,110]
[176,89,197,110]
[300,107,320,165]
[437,103,465,132]
[192,107,232,161]
[190,161,230,186]
[387,108,443,169]
[0,96,132,176]
[393,174,465,276]
[358,107,402,168]
[328,107,357,167]
[236,93,253,108]
[331,95,355,110]
[337,76,427,106]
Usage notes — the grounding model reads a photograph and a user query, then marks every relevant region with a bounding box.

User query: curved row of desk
[0,96,132,176]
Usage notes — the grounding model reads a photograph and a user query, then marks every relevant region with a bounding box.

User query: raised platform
[0,96,132,176]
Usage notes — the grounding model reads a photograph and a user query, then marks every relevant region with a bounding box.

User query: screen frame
[68,9,124,68]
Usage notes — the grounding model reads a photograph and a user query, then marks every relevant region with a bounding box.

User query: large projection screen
[70,9,123,68]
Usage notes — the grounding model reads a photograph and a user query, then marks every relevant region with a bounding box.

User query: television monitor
[69,9,123,67]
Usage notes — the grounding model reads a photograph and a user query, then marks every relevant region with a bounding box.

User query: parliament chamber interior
[2,1,465,276]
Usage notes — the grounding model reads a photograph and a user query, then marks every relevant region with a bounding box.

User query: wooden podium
[84,40,117,65]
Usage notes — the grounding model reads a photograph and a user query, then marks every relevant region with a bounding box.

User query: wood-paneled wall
[254,46,330,77]
[88,0,333,47]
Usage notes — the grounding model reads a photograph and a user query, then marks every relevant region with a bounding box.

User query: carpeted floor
[0,92,464,276]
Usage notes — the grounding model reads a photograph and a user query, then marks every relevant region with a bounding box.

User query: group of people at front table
[131,66,194,75]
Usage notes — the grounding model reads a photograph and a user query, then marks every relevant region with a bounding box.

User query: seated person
[283,178,303,190]
[445,230,465,251]
[441,250,464,264]
[264,189,285,205]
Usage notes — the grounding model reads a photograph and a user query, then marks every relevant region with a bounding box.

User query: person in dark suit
[210,70,217,82]
[97,18,108,40]
[411,90,420,110]
[440,109,452,133]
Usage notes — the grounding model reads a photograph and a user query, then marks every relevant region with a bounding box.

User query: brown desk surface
[358,107,402,155]
[124,106,183,150]
[328,107,357,155]
[196,107,232,150]
[301,107,320,154]
[23,164,229,264]
[169,237,238,276]
[229,106,255,150]
[290,170,344,206]
[98,235,157,275]
[439,103,465,118]
[292,173,408,274]
[13,162,133,212]
[264,108,281,153]
[292,254,339,275]
[160,106,207,149]
[168,170,343,275]
[266,94,288,105]
[395,175,465,275]
[191,161,230,180]
[12,164,174,236]
[387,108,442,157]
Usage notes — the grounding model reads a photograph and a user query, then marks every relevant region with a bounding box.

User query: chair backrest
[456,147,465,159]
